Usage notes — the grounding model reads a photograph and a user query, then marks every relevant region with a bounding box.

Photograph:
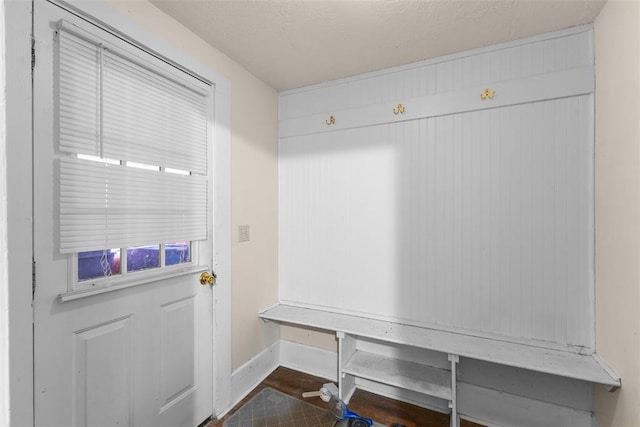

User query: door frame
[1,1,232,425]
[2,1,34,425]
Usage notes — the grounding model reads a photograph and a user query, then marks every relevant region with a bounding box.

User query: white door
[32,2,225,426]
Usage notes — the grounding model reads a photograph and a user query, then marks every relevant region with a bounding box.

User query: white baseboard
[279,340,338,382]
[220,340,280,419]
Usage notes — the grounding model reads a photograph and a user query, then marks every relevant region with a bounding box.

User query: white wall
[103,0,280,371]
[594,0,640,425]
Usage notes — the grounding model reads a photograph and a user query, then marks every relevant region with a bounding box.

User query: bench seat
[259,303,620,388]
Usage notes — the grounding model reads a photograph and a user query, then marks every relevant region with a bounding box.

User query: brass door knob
[200,271,217,286]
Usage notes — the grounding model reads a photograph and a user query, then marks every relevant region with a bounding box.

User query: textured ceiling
[150,0,606,91]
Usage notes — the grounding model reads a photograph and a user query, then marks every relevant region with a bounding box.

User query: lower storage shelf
[342,350,453,401]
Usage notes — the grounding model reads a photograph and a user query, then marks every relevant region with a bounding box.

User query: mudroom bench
[259,303,620,427]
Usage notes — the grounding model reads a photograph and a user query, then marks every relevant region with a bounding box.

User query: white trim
[211,80,232,415]
[58,264,209,303]
[2,2,34,426]
[279,66,594,138]
[279,24,593,97]
[0,1,8,425]
[221,341,280,419]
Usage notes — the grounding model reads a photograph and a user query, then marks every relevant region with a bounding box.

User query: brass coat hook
[480,88,496,100]
[326,115,335,125]
[393,103,405,115]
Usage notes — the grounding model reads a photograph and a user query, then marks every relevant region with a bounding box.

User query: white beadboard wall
[280,27,592,120]
[278,26,595,350]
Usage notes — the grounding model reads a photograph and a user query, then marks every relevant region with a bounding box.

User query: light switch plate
[238,224,250,242]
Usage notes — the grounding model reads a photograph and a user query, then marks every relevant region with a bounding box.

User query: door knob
[200,271,216,286]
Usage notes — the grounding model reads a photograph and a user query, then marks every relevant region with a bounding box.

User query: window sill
[58,264,209,303]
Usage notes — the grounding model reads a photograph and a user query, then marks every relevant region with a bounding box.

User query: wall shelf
[261,303,621,426]
[260,303,620,388]
[343,350,452,401]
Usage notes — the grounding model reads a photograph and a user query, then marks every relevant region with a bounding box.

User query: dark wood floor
[207,367,484,427]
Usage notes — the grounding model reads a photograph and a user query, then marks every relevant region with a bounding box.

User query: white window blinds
[57,23,210,254]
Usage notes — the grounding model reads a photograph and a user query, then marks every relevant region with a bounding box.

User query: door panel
[33,2,214,426]
[160,296,197,411]
[74,317,134,427]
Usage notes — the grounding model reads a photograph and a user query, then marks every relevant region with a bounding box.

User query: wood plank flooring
[207,367,485,427]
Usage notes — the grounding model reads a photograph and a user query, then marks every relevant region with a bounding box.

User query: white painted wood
[591,413,603,427]
[458,358,593,412]
[337,332,357,402]
[159,297,199,413]
[343,350,452,401]
[448,355,459,427]
[278,23,612,426]
[279,66,594,138]
[593,354,621,392]
[211,74,233,418]
[259,304,620,387]
[279,25,598,353]
[58,265,209,302]
[49,10,233,415]
[280,340,337,382]
[457,382,595,427]
[279,26,593,120]
[279,339,451,413]
[2,2,34,426]
[0,2,7,422]
[279,93,595,349]
[357,338,449,370]
[355,378,450,415]
[276,335,597,426]
[73,317,134,426]
[32,3,223,426]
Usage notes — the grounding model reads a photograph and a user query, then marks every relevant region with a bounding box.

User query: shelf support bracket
[336,331,356,402]
[448,354,460,427]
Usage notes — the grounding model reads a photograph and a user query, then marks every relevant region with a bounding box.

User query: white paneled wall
[279,26,595,350]
[280,28,592,120]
